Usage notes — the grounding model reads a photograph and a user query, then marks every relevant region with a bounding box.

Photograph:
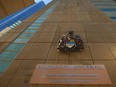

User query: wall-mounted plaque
[30,64,112,85]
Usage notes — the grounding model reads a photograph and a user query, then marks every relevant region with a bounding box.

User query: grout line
[98,26,116,60]
[45,24,59,64]
[13,58,115,61]
[105,43,116,60]
[81,21,94,65]
[6,60,24,87]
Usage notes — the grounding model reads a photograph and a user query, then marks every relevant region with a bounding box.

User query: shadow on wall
[34,0,52,5]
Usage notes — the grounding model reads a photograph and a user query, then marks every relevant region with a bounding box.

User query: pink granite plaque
[30,64,112,85]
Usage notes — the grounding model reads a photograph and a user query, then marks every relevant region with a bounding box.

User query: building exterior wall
[0,0,7,18]
[23,0,34,7]
[0,0,34,18]
[0,0,25,15]
[0,5,6,18]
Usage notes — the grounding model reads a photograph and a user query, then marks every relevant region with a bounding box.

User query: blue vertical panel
[0,1,45,31]
[101,8,116,11]
[21,1,45,20]
[5,44,25,52]
[0,51,18,60]
[91,0,116,22]
[0,5,31,23]
[0,61,11,74]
